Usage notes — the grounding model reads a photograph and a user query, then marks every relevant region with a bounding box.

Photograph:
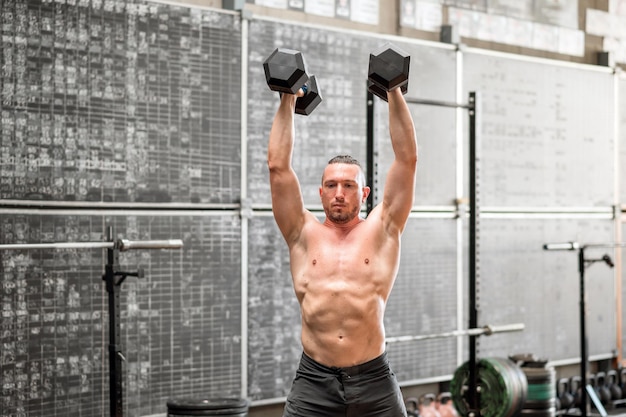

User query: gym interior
[1,1,626,416]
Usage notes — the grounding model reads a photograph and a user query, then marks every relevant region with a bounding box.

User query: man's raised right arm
[267,93,307,245]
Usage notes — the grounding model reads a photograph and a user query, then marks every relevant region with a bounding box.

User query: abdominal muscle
[290,219,399,368]
[299,285,386,368]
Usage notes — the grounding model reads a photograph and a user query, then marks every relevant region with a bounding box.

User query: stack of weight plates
[167,398,249,417]
[451,357,528,417]
[511,354,556,417]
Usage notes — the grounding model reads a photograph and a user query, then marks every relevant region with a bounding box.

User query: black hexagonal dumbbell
[367,42,410,102]
[263,47,323,115]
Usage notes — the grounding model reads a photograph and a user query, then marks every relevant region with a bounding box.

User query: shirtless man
[268,86,417,417]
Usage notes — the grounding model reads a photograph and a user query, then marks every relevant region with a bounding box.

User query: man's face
[319,163,369,224]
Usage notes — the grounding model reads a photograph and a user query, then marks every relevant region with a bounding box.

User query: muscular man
[268,86,418,417]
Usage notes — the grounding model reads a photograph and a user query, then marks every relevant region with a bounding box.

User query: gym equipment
[543,241,626,417]
[293,75,322,115]
[385,323,524,344]
[405,397,419,417]
[367,91,484,415]
[607,370,622,400]
[587,374,604,406]
[570,375,583,408]
[166,398,249,416]
[620,368,626,395]
[557,378,575,410]
[263,48,307,94]
[436,392,460,417]
[0,239,183,251]
[510,354,556,417]
[451,357,528,417]
[0,228,184,417]
[419,394,442,417]
[367,42,410,101]
[263,47,322,115]
[595,372,612,404]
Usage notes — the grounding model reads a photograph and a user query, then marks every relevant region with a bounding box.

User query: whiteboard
[463,52,615,208]
[474,216,616,361]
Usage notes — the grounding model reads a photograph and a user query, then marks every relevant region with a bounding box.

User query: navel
[364,258,369,264]
[312,259,317,265]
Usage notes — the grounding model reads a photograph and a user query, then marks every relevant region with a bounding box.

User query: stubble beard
[326,205,360,224]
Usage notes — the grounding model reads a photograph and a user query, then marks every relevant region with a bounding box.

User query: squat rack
[367,89,487,416]
[543,241,626,417]
[0,227,184,417]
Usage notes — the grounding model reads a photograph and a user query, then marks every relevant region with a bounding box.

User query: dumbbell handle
[282,83,307,96]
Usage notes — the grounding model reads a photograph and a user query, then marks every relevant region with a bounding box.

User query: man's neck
[323,216,363,233]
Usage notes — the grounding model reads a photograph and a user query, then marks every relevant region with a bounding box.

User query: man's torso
[289,210,401,367]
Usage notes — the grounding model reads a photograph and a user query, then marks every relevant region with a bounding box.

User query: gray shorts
[282,352,407,417]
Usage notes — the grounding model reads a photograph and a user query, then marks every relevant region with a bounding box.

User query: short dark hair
[328,155,362,168]
[323,155,366,186]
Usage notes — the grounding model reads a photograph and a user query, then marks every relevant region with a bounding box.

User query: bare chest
[290,223,399,298]
[307,227,376,271]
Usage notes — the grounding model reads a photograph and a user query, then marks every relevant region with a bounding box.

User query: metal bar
[405,97,471,109]
[582,242,626,249]
[615,209,623,367]
[586,384,608,417]
[579,248,589,417]
[104,227,124,417]
[0,239,183,251]
[366,86,375,214]
[543,241,626,250]
[240,13,250,399]
[117,239,183,251]
[468,91,480,416]
[481,323,525,335]
[0,199,238,210]
[455,48,465,368]
[0,242,117,250]
[385,323,524,344]
[543,242,580,251]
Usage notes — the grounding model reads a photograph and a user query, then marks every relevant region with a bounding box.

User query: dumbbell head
[295,75,322,115]
[263,48,309,95]
[367,42,410,102]
[367,80,408,102]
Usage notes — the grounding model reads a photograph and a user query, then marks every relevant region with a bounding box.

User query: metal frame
[543,241,626,417]
[367,90,484,416]
[0,229,183,417]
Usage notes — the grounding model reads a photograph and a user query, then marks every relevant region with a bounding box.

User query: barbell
[385,323,524,344]
[0,239,184,251]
